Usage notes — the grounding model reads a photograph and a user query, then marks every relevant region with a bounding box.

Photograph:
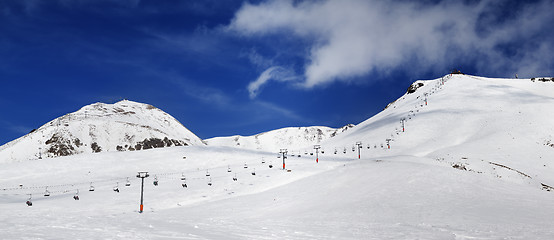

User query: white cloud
[228,0,554,92]
[247,66,297,99]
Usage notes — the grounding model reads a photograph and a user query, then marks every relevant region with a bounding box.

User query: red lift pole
[356,142,362,159]
[280,149,288,170]
[314,145,321,163]
[136,171,149,213]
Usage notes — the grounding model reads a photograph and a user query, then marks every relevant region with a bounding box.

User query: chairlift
[89,182,95,192]
[113,182,119,192]
[125,177,131,187]
[206,169,210,177]
[208,178,212,186]
[321,150,325,154]
[343,148,347,154]
[334,148,337,154]
[233,173,238,181]
[251,168,256,176]
[269,162,273,168]
[182,182,188,188]
[26,194,32,207]
[73,190,79,200]
[310,152,313,156]
[261,157,266,164]
[180,173,186,181]
[244,163,248,169]
[153,176,159,186]
[227,165,232,173]
[44,187,50,197]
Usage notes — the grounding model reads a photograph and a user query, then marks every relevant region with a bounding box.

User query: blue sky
[0,0,553,145]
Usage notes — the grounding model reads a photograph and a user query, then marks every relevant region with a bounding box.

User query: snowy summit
[0,100,204,162]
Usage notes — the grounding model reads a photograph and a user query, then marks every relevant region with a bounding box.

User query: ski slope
[1,74,554,239]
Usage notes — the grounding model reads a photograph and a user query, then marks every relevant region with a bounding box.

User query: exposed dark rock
[132,137,187,151]
[407,82,424,94]
[45,134,77,157]
[91,142,102,153]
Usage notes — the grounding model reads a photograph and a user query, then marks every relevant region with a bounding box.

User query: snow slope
[0,100,204,163]
[322,74,554,189]
[1,74,554,239]
[205,125,353,152]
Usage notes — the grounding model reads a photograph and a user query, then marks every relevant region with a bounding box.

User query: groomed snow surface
[2,74,554,239]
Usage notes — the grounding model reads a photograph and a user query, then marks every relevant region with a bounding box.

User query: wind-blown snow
[1,75,554,239]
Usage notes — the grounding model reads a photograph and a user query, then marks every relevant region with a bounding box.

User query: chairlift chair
[208,178,212,186]
[233,173,238,181]
[89,182,95,192]
[44,187,50,197]
[153,176,159,186]
[125,177,131,187]
[73,189,79,200]
[227,165,232,173]
[113,182,119,192]
[206,169,210,177]
[181,173,186,181]
[261,158,266,164]
[244,163,248,169]
[251,168,256,176]
[26,195,32,206]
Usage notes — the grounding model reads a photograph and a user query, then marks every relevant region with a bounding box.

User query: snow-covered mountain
[2,74,554,239]
[0,100,204,162]
[321,74,554,187]
[205,124,354,152]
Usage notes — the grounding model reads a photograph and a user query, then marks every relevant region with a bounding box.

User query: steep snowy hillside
[0,100,204,162]
[322,74,554,189]
[205,125,353,152]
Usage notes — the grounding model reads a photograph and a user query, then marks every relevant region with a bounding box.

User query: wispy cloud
[228,0,554,92]
[247,66,298,99]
